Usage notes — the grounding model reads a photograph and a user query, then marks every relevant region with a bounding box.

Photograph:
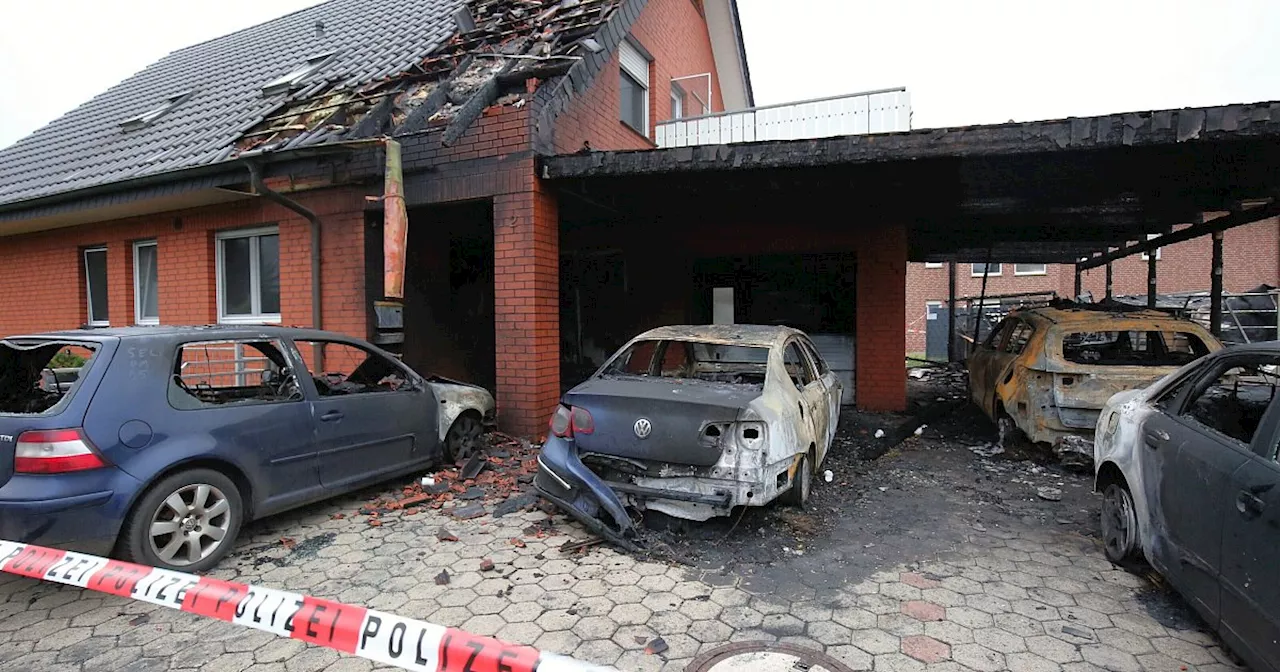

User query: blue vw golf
[0,326,458,572]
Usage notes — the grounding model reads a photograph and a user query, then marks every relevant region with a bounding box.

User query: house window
[1014,263,1047,276]
[133,241,159,325]
[925,301,943,321]
[217,227,281,323]
[619,40,650,135]
[83,247,108,327]
[924,262,944,269]
[670,81,684,120]
[971,263,1002,277]
[1141,234,1162,261]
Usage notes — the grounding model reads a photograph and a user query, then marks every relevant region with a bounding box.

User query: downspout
[246,160,324,368]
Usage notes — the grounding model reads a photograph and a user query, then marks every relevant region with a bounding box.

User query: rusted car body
[534,325,841,546]
[968,304,1221,459]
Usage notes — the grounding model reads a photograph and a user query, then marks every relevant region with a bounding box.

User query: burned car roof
[630,324,805,348]
[1010,305,1202,329]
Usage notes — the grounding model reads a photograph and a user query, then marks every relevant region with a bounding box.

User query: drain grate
[685,642,857,672]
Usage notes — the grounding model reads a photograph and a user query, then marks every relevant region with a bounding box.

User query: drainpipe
[246,161,323,369]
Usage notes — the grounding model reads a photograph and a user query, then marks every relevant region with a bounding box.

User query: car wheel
[783,453,812,507]
[120,468,243,573]
[1101,482,1141,564]
[444,413,484,463]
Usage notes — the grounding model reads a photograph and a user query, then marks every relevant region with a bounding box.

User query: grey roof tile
[0,0,464,208]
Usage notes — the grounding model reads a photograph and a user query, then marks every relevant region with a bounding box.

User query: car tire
[444,413,484,463]
[1101,482,1141,565]
[119,468,243,573]
[783,453,812,507]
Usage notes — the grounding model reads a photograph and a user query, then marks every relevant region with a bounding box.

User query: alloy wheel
[147,483,232,567]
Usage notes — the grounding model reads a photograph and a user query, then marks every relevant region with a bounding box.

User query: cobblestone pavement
[0,427,1249,672]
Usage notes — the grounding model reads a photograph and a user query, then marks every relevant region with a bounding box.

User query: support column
[1073,264,1082,301]
[1105,257,1114,300]
[493,176,560,437]
[946,261,957,363]
[855,224,907,412]
[1210,231,1224,338]
[1147,248,1158,308]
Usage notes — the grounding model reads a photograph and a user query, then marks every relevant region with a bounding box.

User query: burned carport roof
[542,101,1280,264]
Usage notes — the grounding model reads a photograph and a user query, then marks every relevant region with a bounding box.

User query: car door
[969,318,1015,416]
[166,338,322,515]
[784,341,825,460]
[291,338,439,492]
[799,337,840,455]
[1139,354,1270,624]
[1216,361,1280,672]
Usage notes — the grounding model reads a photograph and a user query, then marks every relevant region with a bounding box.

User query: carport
[541,100,1280,410]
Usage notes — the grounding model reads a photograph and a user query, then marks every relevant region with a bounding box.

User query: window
[924,262,944,269]
[1061,330,1211,366]
[925,301,943,321]
[799,339,829,375]
[294,340,415,397]
[170,339,300,409]
[133,241,159,325]
[83,247,108,327]
[784,342,816,388]
[120,91,193,131]
[670,81,684,120]
[1181,358,1280,446]
[1003,321,1034,355]
[262,52,336,96]
[602,339,768,387]
[971,263,1002,277]
[618,40,649,135]
[0,340,99,415]
[217,227,280,323]
[1141,234,1162,261]
[1014,263,1047,276]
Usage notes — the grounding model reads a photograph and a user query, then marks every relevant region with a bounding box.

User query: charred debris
[235,0,620,155]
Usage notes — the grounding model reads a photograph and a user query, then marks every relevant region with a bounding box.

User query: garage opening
[400,200,495,391]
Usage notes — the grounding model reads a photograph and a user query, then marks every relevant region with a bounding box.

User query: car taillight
[550,406,574,438]
[570,407,594,435]
[14,429,108,474]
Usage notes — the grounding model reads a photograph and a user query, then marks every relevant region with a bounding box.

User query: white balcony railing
[654,87,911,148]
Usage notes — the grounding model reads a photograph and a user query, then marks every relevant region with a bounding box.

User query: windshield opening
[601,339,770,387]
[1061,330,1210,366]
[0,340,99,415]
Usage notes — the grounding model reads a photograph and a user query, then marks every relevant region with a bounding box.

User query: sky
[1,0,1278,149]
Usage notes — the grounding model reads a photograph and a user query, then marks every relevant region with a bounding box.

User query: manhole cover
[685,642,856,672]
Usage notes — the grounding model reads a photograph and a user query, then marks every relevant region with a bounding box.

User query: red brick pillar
[855,224,907,411]
[493,179,560,437]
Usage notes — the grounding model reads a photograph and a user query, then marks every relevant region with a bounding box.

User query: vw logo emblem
[633,418,652,439]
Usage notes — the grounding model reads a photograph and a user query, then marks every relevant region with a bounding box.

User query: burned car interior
[0,340,98,415]
[1177,360,1280,444]
[1062,330,1211,367]
[603,339,769,388]
[170,339,301,409]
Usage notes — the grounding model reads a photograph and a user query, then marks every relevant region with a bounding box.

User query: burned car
[1094,343,1280,672]
[968,304,1221,464]
[535,325,841,545]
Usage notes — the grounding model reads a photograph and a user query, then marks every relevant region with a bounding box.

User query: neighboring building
[905,218,1280,353]
[0,0,756,435]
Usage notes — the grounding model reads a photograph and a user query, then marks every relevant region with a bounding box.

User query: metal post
[1074,264,1082,301]
[1105,258,1114,301]
[947,261,957,362]
[970,251,993,355]
[1147,248,1158,308]
[1210,232,1224,338]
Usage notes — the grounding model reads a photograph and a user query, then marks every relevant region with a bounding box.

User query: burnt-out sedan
[535,325,841,545]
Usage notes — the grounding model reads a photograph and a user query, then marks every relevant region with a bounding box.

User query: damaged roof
[0,0,623,210]
[633,324,803,348]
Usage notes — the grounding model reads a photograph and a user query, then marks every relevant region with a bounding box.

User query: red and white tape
[0,541,615,672]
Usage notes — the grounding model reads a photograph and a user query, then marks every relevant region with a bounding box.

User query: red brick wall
[856,224,908,411]
[904,217,1280,352]
[554,0,725,153]
[0,187,371,340]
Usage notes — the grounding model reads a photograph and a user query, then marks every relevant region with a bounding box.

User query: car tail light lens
[550,406,574,438]
[570,407,594,435]
[14,429,108,474]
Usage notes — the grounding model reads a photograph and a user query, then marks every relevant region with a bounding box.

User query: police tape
[0,540,617,672]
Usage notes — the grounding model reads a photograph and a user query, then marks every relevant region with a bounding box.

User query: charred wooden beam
[1077,201,1280,270]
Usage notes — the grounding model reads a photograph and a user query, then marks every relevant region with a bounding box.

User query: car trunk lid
[563,377,759,467]
[1051,369,1172,428]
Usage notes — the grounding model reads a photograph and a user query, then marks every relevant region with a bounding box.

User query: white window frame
[216,226,281,324]
[133,240,160,325]
[971,263,1003,277]
[925,301,943,320]
[1014,263,1048,276]
[83,247,109,328]
[619,40,650,135]
[670,81,684,120]
[924,262,944,269]
[1141,234,1162,261]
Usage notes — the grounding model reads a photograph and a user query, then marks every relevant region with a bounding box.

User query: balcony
[654,87,911,149]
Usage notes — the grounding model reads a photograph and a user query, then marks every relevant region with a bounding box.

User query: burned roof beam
[441,60,517,146]
[1077,201,1280,270]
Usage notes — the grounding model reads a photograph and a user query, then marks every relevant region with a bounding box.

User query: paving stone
[920,588,966,607]
[608,603,651,626]
[878,612,926,636]
[827,644,874,670]
[973,626,1028,654]
[902,600,946,622]
[807,620,853,646]
[1109,612,1170,639]
[1147,636,1217,665]
[1096,627,1155,656]
[534,629,583,655]
[574,639,624,666]
[849,628,900,655]
[874,652,928,672]
[939,576,985,595]
[536,609,581,632]
[951,643,1007,672]
[1012,599,1062,622]
[902,635,951,663]
[1026,635,1084,664]
[834,606,879,629]
[882,581,924,602]
[901,573,942,590]
[923,620,975,646]
[1005,651,1063,672]
[761,613,806,638]
[1079,644,1142,672]
[967,593,1014,615]
[945,606,996,629]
